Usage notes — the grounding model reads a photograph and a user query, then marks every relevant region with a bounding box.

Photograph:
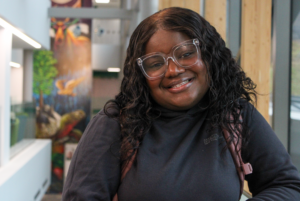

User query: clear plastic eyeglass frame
[136,38,200,80]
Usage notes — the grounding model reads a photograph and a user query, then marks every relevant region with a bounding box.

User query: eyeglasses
[136,38,200,80]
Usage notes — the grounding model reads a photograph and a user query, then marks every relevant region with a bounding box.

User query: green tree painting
[33,50,58,108]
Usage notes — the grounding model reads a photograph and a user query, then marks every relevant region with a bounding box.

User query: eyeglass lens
[142,43,198,78]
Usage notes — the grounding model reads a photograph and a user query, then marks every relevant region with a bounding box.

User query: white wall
[0,27,12,167]
[92,19,122,71]
[0,0,51,49]
[10,67,24,105]
[10,49,24,104]
[0,140,51,201]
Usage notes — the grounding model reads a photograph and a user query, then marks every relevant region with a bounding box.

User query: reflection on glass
[291,9,300,172]
[10,101,36,157]
[10,101,36,147]
[9,48,36,157]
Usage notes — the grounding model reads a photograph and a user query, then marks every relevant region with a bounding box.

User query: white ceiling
[12,34,38,49]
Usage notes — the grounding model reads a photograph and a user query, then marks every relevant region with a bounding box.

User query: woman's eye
[150,62,164,68]
[179,51,194,58]
[182,52,192,57]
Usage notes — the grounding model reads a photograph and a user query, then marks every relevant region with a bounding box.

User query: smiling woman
[62,7,300,201]
[143,30,209,111]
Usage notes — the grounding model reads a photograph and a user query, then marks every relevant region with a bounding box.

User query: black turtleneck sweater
[62,99,300,201]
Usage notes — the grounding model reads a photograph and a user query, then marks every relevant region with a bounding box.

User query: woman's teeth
[171,80,189,88]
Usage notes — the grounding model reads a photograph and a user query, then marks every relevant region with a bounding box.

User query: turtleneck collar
[152,91,210,119]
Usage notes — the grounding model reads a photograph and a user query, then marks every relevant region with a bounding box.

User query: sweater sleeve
[242,103,300,200]
[62,110,121,201]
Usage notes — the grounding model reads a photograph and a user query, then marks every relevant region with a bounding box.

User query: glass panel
[10,101,36,157]
[290,7,300,172]
[10,49,35,158]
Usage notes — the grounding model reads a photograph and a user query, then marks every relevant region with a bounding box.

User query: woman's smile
[164,77,194,93]
[145,29,209,111]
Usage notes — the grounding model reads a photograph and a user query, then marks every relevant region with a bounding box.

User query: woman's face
[144,29,209,111]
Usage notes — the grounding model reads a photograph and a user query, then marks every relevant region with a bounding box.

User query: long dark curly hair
[104,7,257,168]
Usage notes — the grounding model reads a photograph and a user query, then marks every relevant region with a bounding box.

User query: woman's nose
[164,58,185,78]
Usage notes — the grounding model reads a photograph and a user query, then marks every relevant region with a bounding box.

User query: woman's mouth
[170,79,190,88]
[167,78,194,92]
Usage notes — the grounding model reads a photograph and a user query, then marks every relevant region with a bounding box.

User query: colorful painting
[33,0,92,193]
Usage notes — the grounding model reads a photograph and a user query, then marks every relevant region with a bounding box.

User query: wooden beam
[204,0,227,42]
[241,0,272,123]
[185,0,200,13]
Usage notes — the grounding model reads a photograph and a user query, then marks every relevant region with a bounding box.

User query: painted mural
[34,0,92,193]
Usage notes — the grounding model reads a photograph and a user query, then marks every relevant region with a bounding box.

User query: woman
[62,7,300,200]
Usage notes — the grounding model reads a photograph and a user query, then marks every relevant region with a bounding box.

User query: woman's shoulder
[82,104,121,141]
[239,98,254,109]
[90,109,120,130]
[93,109,119,124]
[62,105,122,201]
[238,98,256,119]
[92,101,120,123]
